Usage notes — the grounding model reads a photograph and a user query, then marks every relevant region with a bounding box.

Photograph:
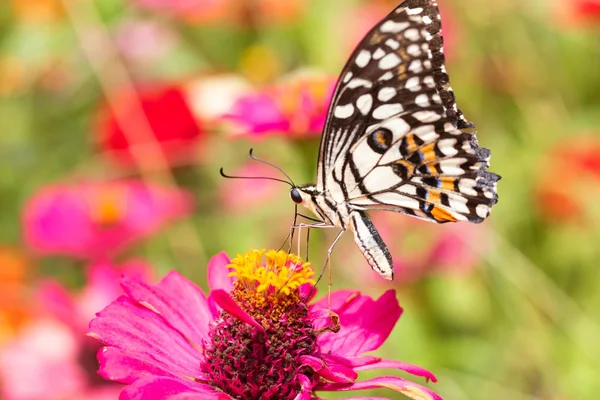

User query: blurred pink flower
[97,84,204,168]
[0,261,151,400]
[114,19,176,64]
[88,250,442,399]
[349,215,487,285]
[219,162,282,213]
[23,180,193,261]
[223,71,336,138]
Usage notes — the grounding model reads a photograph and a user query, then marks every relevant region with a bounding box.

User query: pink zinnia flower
[23,180,193,260]
[0,261,151,400]
[224,72,336,138]
[89,250,442,399]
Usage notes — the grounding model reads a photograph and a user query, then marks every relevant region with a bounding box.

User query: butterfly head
[289,185,317,206]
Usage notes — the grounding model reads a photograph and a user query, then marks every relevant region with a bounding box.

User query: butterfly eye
[290,188,303,204]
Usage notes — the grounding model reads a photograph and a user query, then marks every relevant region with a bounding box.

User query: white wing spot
[334,104,355,119]
[356,94,373,115]
[380,20,410,33]
[406,7,424,15]
[438,138,459,157]
[422,15,432,24]
[423,75,435,88]
[343,72,353,83]
[355,50,371,68]
[406,44,421,57]
[476,204,490,218]
[408,59,423,73]
[458,179,478,196]
[372,48,386,60]
[413,110,441,122]
[379,71,394,81]
[405,76,421,90]
[415,94,430,107]
[404,28,421,41]
[373,104,404,120]
[378,87,397,102]
[449,196,469,214]
[385,39,400,50]
[347,78,373,89]
[399,184,418,196]
[413,125,439,143]
[379,53,401,69]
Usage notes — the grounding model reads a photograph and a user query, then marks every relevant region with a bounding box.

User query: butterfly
[287,0,500,280]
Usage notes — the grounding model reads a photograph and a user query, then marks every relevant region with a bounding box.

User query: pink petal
[120,271,213,345]
[36,280,82,331]
[310,290,362,315]
[207,251,234,292]
[353,358,437,383]
[316,376,443,400]
[334,398,391,400]
[300,355,357,383]
[89,297,204,382]
[119,376,231,400]
[317,290,402,357]
[293,374,313,400]
[210,289,264,332]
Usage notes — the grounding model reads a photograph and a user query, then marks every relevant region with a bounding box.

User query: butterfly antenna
[249,148,296,187]
[219,168,293,187]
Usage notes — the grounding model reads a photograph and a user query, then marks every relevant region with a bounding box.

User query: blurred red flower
[0,261,151,400]
[572,0,600,22]
[223,71,336,138]
[23,180,193,261]
[97,85,203,168]
[536,136,600,223]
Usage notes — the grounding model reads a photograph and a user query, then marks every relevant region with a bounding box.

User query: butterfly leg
[324,230,345,309]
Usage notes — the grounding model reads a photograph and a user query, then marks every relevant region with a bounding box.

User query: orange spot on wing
[427,190,441,204]
[406,134,419,153]
[439,177,456,191]
[375,132,387,146]
[420,143,437,163]
[428,162,440,175]
[431,206,458,222]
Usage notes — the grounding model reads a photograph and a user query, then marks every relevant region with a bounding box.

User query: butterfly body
[289,0,500,280]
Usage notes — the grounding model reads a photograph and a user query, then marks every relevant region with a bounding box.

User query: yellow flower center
[89,187,126,226]
[227,249,315,297]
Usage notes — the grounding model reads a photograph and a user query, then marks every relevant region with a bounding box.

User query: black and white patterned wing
[319,0,499,223]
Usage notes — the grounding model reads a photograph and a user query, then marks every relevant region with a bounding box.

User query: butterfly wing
[318,0,499,223]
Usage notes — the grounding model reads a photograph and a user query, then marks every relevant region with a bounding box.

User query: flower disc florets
[201,250,318,400]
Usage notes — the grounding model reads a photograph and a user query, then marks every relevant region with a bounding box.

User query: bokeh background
[1,0,600,399]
